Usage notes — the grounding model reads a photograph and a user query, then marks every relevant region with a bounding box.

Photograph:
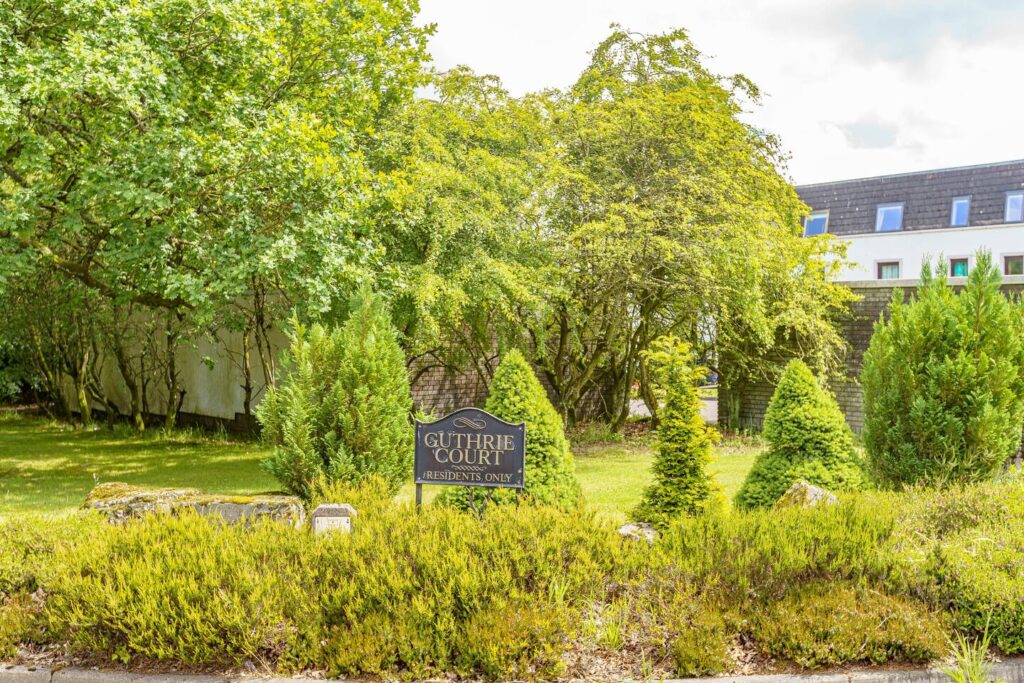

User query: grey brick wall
[410,360,611,423]
[722,280,1024,433]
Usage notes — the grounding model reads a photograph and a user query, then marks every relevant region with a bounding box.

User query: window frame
[875,202,905,232]
[1006,192,1024,223]
[876,260,902,280]
[950,196,971,227]
[1004,254,1024,277]
[803,210,829,237]
[948,256,970,278]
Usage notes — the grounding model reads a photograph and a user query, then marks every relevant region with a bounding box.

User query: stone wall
[722,279,1024,433]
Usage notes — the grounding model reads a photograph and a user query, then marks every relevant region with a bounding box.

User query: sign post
[414,407,526,506]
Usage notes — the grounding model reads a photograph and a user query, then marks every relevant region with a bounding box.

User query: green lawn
[0,409,760,521]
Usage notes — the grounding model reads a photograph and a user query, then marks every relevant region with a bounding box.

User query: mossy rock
[774,480,838,509]
[83,482,305,527]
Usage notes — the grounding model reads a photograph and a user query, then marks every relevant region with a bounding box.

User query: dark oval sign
[415,408,525,489]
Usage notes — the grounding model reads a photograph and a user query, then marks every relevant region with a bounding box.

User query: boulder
[84,482,306,527]
[618,521,658,543]
[774,480,838,509]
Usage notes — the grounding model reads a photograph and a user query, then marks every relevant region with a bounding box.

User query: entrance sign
[414,408,525,504]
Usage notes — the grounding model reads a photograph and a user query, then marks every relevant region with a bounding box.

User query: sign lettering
[414,408,525,489]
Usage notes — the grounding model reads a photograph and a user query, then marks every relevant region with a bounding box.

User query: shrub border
[4,660,1024,683]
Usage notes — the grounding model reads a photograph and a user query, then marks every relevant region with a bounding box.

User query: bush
[897,477,1024,654]
[735,359,865,509]
[633,336,721,526]
[670,607,731,677]
[29,499,631,678]
[750,582,947,667]
[439,350,581,510]
[12,478,1024,677]
[257,289,414,499]
[660,500,898,603]
[861,252,1024,487]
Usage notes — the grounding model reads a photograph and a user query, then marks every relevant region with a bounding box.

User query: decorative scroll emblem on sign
[414,407,525,491]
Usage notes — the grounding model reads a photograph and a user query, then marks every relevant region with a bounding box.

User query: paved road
[629,398,718,424]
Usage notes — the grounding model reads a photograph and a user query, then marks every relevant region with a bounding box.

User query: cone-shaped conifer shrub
[633,336,721,526]
[439,349,580,510]
[257,289,413,499]
[861,252,1024,487]
[735,359,865,509]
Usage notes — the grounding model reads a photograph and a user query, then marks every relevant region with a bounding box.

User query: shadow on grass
[0,413,278,515]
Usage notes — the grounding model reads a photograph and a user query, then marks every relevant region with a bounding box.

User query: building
[724,159,1024,432]
[798,159,1024,282]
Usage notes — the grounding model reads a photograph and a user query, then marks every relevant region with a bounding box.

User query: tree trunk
[163,318,181,433]
[241,326,253,417]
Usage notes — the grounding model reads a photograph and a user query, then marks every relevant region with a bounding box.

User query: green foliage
[381,68,559,373]
[735,359,865,509]
[898,477,1024,654]
[861,252,1024,487]
[942,621,1000,683]
[24,498,632,678]
[538,27,854,428]
[750,583,947,667]
[438,350,581,510]
[671,607,731,677]
[0,0,429,319]
[258,290,413,499]
[633,337,721,526]
[14,476,1024,675]
[660,500,898,603]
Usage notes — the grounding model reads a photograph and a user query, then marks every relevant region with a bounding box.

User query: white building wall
[833,221,1024,281]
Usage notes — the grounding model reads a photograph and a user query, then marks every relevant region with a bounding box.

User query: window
[1007,193,1024,223]
[803,210,829,236]
[1006,255,1024,276]
[876,203,904,232]
[950,258,969,277]
[950,197,970,227]
[877,261,901,280]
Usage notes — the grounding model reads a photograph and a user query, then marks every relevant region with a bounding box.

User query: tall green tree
[375,68,560,385]
[0,0,430,424]
[537,27,854,429]
[861,252,1024,487]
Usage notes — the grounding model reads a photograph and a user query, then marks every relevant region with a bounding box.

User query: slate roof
[796,160,1024,236]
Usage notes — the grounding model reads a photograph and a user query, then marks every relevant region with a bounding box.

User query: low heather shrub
[750,582,947,667]
[32,500,631,677]
[659,499,897,603]
[897,477,1024,654]
[7,478,1024,677]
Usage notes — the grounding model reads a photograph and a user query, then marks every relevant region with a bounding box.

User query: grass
[0,410,277,517]
[0,409,761,521]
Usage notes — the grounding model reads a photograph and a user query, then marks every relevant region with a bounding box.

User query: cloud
[817,0,1024,63]
[417,0,1024,184]
[829,116,899,150]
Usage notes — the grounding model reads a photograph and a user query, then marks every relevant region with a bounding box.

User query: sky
[417,0,1024,185]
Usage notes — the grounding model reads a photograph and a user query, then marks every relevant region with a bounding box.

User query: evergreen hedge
[735,359,865,509]
[861,252,1024,487]
[257,290,413,499]
[439,349,580,510]
[632,336,720,526]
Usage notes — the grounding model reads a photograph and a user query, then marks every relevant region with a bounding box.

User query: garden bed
[3,475,1024,681]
